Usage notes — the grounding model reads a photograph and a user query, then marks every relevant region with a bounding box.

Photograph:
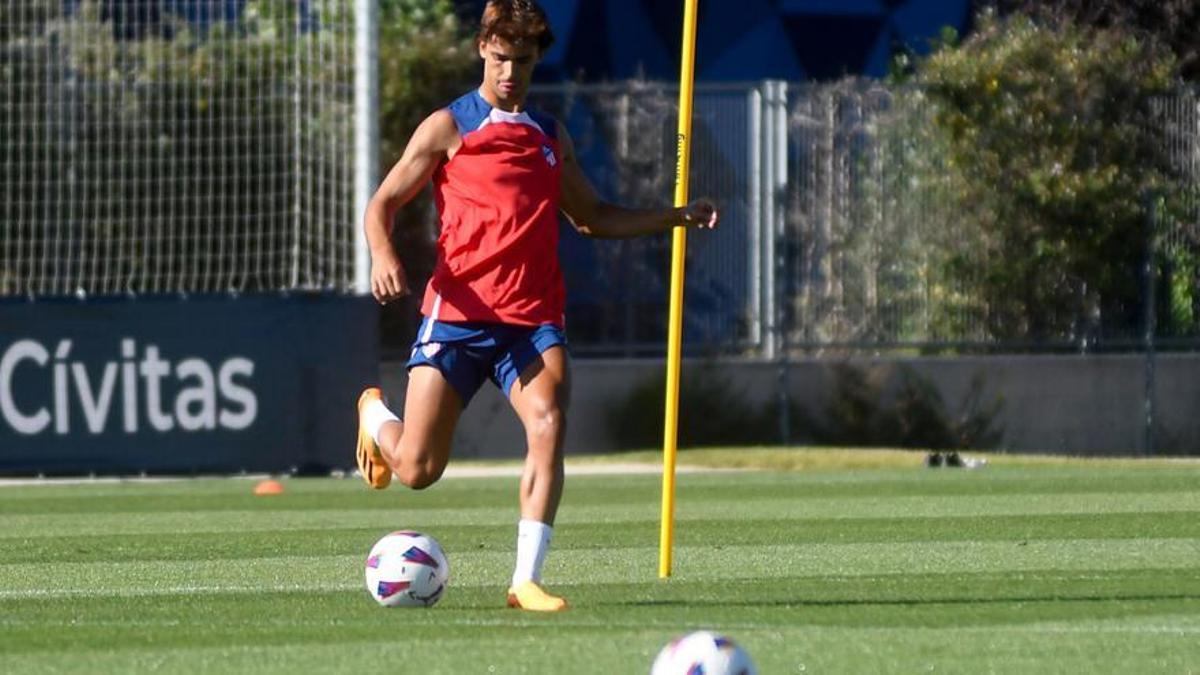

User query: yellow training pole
[659,0,700,579]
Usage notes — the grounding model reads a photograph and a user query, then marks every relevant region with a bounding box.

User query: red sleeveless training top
[420,89,565,327]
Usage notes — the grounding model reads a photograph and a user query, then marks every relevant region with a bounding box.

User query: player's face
[479,37,540,110]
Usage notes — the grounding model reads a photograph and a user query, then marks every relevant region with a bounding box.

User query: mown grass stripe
[2,538,1198,597]
[7,465,1200,511]
[3,610,1199,674]
[6,511,1198,565]
[5,490,1200,540]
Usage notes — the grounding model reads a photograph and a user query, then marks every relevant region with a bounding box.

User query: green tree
[992,0,1200,82]
[903,10,1185,342]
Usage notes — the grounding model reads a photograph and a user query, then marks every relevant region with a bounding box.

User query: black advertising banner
[0,294,378,475]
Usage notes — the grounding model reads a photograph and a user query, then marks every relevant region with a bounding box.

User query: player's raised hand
[370,248,410,304]
[682,198,719,229]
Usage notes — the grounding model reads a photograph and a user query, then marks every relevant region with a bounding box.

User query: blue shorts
[406,319,569,406]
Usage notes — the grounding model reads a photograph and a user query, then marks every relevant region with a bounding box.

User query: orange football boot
[355,387,392,489]
[506,580,568,612]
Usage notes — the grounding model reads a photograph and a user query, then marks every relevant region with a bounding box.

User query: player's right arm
[364,110,461,304]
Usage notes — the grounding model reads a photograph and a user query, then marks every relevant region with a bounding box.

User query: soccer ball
[364,530,450,607]
[651,631,757,675]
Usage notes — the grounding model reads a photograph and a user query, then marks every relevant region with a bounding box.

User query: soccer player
[355,0,718,612]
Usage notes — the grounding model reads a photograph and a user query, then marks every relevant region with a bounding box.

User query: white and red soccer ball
[364,530,450,607]
[651,630,757,675]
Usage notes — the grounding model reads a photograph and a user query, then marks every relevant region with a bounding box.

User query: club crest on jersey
[541,144,557,167]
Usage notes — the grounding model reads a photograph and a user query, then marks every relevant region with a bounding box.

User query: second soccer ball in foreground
[651,630,757,675]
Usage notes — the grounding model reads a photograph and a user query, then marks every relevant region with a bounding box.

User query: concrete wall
[380,354,1200,459]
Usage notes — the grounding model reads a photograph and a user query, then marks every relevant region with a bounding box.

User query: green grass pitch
[2,459,1200,673]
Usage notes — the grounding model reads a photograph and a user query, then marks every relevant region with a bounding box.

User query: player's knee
[524,403,565,444]
[395,444,448,489]
[396,460,444,490]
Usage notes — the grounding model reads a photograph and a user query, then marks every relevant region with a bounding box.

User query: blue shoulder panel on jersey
[447,90,558,140]
[447,90,492,136]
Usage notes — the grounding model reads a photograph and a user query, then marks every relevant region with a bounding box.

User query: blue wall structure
[459,0,975,82]
[0,295,377,476]
[78,1,975,82]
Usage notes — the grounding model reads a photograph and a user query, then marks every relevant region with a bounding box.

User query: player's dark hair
[477,0,555,53]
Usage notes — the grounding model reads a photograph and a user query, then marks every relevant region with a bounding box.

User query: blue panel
[563,1,617,79]
[862,23,899,77]
[700,18,805,81]
[539,0,579,64]
[696,0,777,64]
[0,295,378,475]
[891,0,971,43]
[640,0,687,75]
[777,0,885,15]
[607,0,673,78]
[464,0,976,83]
[784,14,887,80]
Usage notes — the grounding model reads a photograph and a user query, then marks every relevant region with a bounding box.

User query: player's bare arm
[364,110,461,304]
[557,122,718,238]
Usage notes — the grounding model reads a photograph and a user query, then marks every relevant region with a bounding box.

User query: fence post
[760,81,778,361]
[353,0,379,296]
[749,85,764,355]
[767,80,791,445]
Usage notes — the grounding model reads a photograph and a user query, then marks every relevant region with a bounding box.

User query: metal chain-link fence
[531,81,1200,356]
[0,0,355,299]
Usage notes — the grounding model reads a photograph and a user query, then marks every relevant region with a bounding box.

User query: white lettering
[218,358,257,430]
[121,339,138,433]
[0,340,51,435]
[2,338,258,437]
[174,358,216,431]
[53,340,72,435]
[72,362,119,434]
[139,345,173,432]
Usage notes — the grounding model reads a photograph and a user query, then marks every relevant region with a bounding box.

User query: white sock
[512,519,553,586]
[363,398,400,446]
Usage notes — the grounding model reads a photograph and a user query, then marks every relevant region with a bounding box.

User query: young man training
[355,0,718,612]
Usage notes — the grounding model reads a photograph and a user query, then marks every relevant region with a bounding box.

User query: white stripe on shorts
[423,295,443,342]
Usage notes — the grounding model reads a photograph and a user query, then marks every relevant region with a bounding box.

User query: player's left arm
[557,122,718,238]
